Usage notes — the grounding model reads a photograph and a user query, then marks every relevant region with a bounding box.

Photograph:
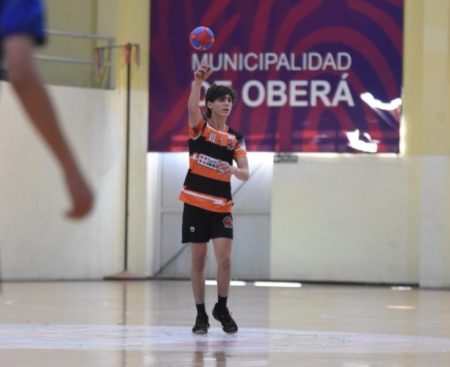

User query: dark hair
[205,83,236,118]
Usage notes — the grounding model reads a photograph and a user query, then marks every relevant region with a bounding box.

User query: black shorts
[182,203,233,243]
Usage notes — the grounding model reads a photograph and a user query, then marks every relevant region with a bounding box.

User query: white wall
[150,152,449,286]
[1,81,449,286]
[151,152,273,280]
[417,156,450,287]
[0,82,124,280]
[0,79,152,280]
[1,1,449,288]
[270,155,420,284]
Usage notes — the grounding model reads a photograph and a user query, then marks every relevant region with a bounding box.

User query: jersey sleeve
[189,119,205,139]
[234,137,247,159]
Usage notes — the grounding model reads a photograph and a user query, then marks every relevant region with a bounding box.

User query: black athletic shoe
[212,304,238,333]
[192,314,210,334]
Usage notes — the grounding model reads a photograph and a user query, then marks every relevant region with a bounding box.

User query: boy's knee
[218,256,231,271]
[192,256,207,270]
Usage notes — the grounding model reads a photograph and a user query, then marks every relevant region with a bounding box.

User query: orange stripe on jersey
[190,160,231,182]
[179,188,233,213]
[202,125,233,148]
[189,119,206,139]
[234,140,247,159]
[234,149,247,159]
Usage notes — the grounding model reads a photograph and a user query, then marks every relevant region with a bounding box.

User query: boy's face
[207,94,233,118]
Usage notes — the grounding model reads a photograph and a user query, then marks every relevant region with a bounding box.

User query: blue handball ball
[190,26,215,51]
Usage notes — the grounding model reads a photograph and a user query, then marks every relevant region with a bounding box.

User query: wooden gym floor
[0,280,449,366]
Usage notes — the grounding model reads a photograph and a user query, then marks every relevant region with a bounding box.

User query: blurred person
[0,0,93,218]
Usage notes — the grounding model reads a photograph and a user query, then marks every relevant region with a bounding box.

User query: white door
[152,153,272,280]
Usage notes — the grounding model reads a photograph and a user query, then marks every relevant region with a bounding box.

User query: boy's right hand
[194,64,212,81]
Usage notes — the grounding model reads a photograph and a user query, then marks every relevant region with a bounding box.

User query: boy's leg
[212,237,238,333]
[212,237,232,298]
[183,204,211,333]
[3,35,93,218]
[191,243,209,334]
[191,243,208,304]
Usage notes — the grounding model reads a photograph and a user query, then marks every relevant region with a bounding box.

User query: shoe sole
[192,329,208,335]
[192,324,210,335]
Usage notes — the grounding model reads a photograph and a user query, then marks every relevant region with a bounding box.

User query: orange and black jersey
[178,119,247,213]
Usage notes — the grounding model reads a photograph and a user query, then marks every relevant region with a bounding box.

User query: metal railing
[34,29,115,89]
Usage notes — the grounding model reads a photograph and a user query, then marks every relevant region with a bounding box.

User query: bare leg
[4,35,94,218]
[191,243,208,304]
[211,237,238,333]
[212,237,232,298]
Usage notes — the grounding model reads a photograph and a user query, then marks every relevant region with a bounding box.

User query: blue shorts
[0,0,46,66]
[0,0,46,43]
